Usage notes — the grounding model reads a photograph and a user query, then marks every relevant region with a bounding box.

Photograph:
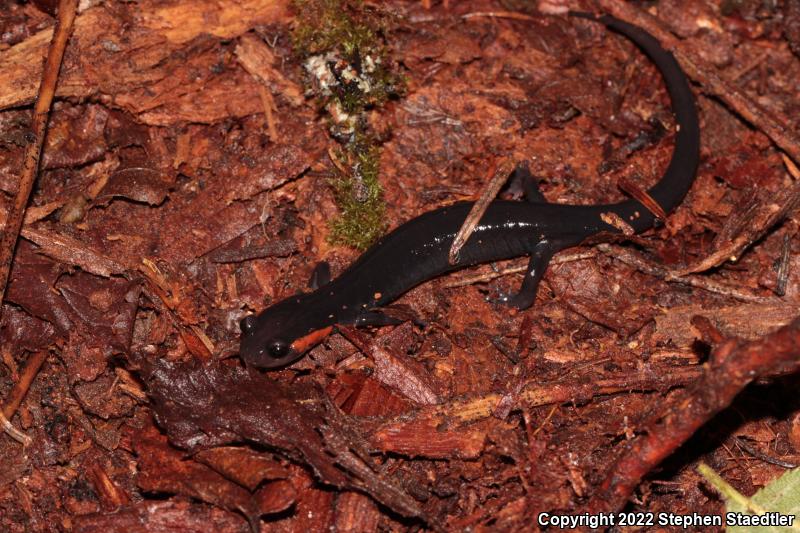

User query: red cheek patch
[290,326,333,354]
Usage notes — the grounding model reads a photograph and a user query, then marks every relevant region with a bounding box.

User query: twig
[462,11,536,22]
[88,462,132,510]
[596,243,776,303]
[449,160,514,265]
[0,0,79,317]
[784,153,800,180]
[0,0,78,446]
[258,85,279,142]
[0,410,31,446]
[377,366,703,430]
[775,234,792,297]
[617,175,667,220]
[442,250,596,288]
[588,315,800,514]
[734,437,798,469]
[3,350,48,420]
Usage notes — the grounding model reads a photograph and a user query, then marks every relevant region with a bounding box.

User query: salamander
[239,12,700,369]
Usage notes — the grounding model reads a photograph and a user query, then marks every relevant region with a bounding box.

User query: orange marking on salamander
[290,326,334,354]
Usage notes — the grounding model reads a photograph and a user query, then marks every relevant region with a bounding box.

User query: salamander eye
[267,340,290,358]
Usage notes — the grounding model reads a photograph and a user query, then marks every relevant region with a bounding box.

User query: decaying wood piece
[74,500,251,533]
[20,225,130,277]
[0,0,291,124]
[235,33,304,107]
[144,359,430,523]
[339,325,442,406]
[370,367,703,459]
[653,302,800,347]
[588,315,800,514]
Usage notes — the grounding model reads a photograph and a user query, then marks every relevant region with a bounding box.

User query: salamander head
[239,296,333,369]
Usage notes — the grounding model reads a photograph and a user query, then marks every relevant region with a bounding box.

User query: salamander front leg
[506,241,555,309]
[308,261,331,290]
[512,163,547,204]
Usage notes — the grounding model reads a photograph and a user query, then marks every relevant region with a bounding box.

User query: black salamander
[239,13,700,369]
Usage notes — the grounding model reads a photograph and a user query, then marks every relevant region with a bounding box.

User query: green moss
[291,0,404,249]
[292,0,405,116]
[292,0,376,59]
[327,143,387,250]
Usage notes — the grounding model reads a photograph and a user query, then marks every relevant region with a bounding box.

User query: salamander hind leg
[505,241,556,309]
[511,163,548,204]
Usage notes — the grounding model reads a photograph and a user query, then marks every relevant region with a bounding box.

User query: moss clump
[294,0,404,118]
[327,142,386,250]
[293,0,403,116]
[292,0,376,59]
[291,0,403,249]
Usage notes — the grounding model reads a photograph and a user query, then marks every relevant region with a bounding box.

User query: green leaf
[698,462,800,532]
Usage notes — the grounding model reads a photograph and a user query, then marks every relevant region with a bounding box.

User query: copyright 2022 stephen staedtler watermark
[537,511,797,529]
